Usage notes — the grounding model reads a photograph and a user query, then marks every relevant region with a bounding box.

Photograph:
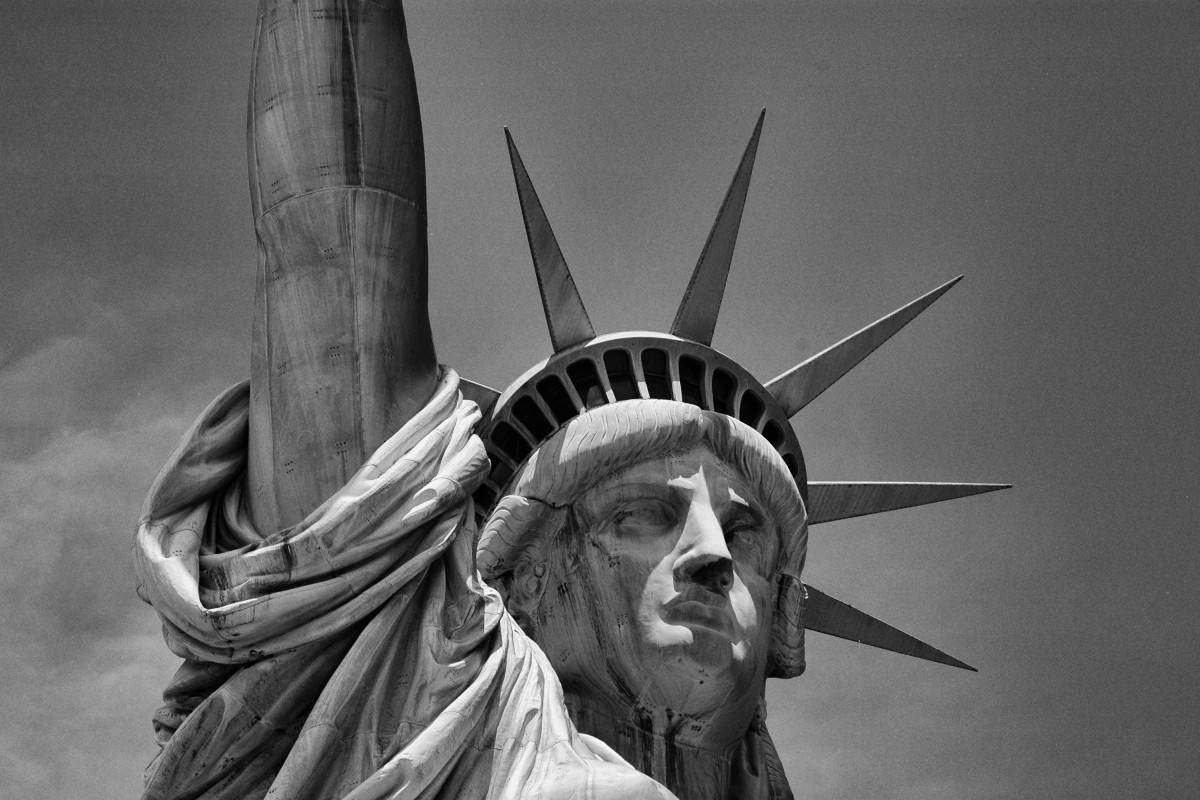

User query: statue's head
[468,117,982,766]
[477,399,807,730]
[467,117,812,739]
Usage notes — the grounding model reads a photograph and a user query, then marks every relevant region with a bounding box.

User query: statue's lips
[662,596,738,640]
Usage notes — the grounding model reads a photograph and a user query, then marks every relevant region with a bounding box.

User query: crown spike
[505,129,596,353]
[766,275,963,417]
[670,109,766,345]
[459,377,501,416]
[807,481,1011,525]
[803,585,976,671]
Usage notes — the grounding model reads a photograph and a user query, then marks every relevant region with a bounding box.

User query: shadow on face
[521,445,780,719]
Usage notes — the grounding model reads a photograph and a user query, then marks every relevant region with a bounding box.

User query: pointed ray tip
[502,127,596,353]
[803,585,979,672]
[911,274,965,307]
[928,273,964,299]
[804,481,1013,525]
[459,378,501,415]
[669,111,766,345]
[766,273,969,417]
[747,108,765,144]
[940,652,978,672]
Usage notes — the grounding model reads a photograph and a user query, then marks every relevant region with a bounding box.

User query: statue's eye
[727,527,763,558]
[724,513,770,570]
[611,498,677,532]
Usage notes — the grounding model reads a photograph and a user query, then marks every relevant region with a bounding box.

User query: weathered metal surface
[807,481,1010,525]
[246,0,437,532]
[803,585,976,671]
[670,111,765,346]
[766,275,962,417]
[505,129,596,354]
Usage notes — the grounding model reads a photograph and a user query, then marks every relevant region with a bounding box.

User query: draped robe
[134,369,673,800]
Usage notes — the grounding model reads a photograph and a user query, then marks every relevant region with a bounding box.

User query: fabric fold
[135,368,674,800]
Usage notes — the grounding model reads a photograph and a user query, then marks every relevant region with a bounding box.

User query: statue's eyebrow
[727,488,766,520]
[728,487,751,509]
[725,487,772,535]
[585,479,674,507]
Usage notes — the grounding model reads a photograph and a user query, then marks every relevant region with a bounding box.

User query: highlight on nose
[671,493,736,592]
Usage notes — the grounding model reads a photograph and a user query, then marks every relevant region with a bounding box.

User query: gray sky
[3,1,1198,798]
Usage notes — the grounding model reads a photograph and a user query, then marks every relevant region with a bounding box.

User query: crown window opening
[567,359,606,409]
[491,420,533,464]
[604,349,639,401]
[513,396,554,441]
[641,348,673,399]
[781,452,799,477]
[488,457,515,489]
[536,375,577,425]
[678,355,706,408]
[737,390,765,428]
[474,483,498,510]
[762,420,785,448]
[712,368,737,415]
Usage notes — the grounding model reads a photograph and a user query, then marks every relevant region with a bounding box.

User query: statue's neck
[563,691,746,800]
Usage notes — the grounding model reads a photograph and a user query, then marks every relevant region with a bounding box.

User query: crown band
[473,331,807,514]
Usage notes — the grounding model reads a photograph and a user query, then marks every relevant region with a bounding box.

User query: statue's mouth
[662,595,738,640]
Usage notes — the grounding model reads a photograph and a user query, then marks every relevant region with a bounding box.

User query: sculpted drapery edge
[133,368,674,799]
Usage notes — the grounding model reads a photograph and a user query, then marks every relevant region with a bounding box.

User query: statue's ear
[768,571,806,678]
[769,516,808,679]
[476,494,564,635]
[503,558,548,636]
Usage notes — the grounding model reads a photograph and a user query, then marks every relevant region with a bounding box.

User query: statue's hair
[477,399,807,678]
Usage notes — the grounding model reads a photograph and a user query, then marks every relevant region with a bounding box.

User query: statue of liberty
[133,2,1004,798]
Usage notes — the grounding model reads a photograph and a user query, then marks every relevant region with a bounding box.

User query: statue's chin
[629,624,757,712]
[645,615,752,659]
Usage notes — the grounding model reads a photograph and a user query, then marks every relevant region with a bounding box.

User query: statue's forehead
[577,445,764,509]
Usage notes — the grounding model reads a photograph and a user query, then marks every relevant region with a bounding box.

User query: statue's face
[547,445,778,718]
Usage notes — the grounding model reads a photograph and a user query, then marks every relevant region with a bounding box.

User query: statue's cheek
[634,557,676,610]
[729,575,768,637]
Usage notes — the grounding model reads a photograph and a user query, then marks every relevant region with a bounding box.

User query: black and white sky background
[3,2,1199,797]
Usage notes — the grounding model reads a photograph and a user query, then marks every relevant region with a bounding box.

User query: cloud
[0,294,241,452]
[0,333,118,450]
[0,302,211,641]
[0,315,222,799]
[0,630,176,800]
[0,414,184,644]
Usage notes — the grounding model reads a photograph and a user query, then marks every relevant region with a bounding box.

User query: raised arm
[245,0,438,532]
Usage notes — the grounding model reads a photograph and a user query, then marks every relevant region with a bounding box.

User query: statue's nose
[673,503,734,594]
[683,557,734,594]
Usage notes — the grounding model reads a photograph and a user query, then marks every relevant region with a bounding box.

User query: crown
[462,111,1008,673]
